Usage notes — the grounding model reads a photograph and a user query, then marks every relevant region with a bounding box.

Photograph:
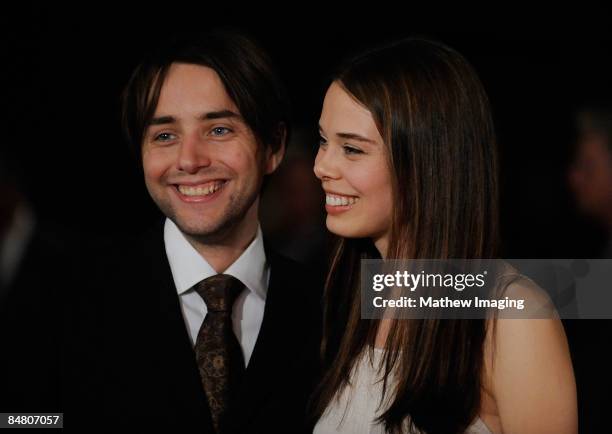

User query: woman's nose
[313,146,340,181]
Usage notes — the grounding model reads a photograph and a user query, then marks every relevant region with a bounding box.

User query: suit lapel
[228,245,300,429]
[138,221,317,433]
[144,219,214,430]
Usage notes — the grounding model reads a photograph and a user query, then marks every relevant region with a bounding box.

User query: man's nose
[177,133,211,174]
[313,146,340,181]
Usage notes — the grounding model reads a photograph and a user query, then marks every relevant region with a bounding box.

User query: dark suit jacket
[65,218,323,433]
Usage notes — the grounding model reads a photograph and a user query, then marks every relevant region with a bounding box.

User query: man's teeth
[178,182,224,196]
[325,194,359,206]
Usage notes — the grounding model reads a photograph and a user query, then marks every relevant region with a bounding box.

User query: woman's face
[314,82,393,254]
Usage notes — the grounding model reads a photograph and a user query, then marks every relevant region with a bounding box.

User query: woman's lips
[325,192,359,214]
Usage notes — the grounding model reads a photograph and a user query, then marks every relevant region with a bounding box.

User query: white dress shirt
[164,218,269,367]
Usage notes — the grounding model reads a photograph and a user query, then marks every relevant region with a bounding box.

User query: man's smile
[173,180,228,202]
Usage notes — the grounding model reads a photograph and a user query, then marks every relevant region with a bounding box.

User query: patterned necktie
[193,274,246,433]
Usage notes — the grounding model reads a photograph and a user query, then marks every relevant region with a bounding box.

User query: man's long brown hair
[120,28,290,163]
[311,38,500,434]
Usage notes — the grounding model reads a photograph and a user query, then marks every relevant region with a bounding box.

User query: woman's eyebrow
[318,125,376,144]
[335,132,377,144]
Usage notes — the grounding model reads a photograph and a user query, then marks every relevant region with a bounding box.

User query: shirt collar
[164,218,268,300]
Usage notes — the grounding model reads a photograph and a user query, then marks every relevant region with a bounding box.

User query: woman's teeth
[325,194,359,206]
[178,182,224,196]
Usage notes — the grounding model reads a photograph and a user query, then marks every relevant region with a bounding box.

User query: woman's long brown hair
[311,38,500,434]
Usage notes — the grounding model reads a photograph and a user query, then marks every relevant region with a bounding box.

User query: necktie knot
[194,274,244,313]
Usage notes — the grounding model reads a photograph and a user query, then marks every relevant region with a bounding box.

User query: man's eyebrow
[201,110,241,120]
[149,115,175,126]
[148,110,241,126]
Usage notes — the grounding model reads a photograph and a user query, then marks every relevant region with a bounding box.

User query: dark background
[2,7,611,432]
[3,8,611,259]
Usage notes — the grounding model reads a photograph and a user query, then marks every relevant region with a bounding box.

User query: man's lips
[172,180,228,202]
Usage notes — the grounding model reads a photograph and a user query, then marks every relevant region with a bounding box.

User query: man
[0,158,64,414]
[69,30,322,433]
[565,104,612,432]
[568,106,612,257]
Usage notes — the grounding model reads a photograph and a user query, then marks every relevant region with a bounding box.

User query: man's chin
[173,220,219,239]
[162,196,257,243]
[171,214,238,244]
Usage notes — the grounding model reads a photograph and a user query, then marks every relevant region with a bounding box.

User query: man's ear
[264,123,287,175]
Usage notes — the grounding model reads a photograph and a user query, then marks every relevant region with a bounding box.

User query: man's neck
[184,217,259,274]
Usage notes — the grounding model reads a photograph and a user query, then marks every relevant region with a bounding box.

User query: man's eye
[210,126,232,136]
[343,145,363,155]
[154,132,176,142]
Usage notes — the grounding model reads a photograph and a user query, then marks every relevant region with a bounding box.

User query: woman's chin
[325,220,365,239]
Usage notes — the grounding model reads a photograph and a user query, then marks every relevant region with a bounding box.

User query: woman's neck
[373,234,389,259]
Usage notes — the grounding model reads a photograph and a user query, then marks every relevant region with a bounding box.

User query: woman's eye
[210,126,231,136]
[318,136,328,147]
[343,145,363,155]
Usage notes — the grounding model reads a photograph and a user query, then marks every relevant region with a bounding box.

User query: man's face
[142,63,281,242]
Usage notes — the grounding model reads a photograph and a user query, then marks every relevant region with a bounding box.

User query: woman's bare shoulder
[480,267,578,434]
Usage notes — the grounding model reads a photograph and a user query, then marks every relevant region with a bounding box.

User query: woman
[311,38,577,434]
